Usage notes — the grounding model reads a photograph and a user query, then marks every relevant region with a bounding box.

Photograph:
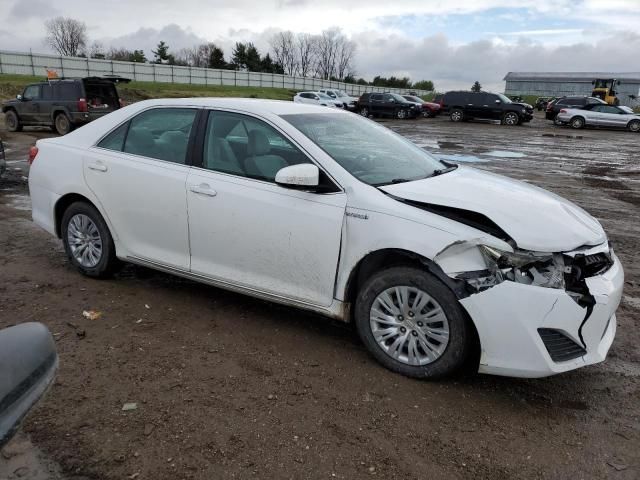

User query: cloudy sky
[2,0,639,90]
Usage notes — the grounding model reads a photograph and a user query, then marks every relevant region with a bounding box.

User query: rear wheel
[54,113,73,136]
[450,109,463,122]
[359,107,369,117]
[502,112,519,125]
[628,120,640,133]
[570,116,585,129]
[5,110,22,132]
[354,266,472,379]
[396,109,407,119]
[61,202,118,278]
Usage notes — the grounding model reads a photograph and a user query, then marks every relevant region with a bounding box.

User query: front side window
[202,111,310,182]
[282,112,445,186]
[123,108,197,164]
[23,85,40,100]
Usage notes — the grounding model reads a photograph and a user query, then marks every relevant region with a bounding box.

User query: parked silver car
[556,103,640,132]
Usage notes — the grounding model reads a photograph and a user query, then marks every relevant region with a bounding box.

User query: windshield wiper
[430,164,458,177]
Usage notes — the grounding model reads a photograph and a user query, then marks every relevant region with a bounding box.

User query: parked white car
[293,91,342,108]
[28,99,623,379]
[318,89,358,110]
[556,103,640,131]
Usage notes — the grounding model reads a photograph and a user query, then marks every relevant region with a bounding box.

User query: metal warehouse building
[504,72,640,108]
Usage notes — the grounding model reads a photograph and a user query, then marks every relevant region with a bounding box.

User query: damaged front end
[457,244,614,307]
[433,239,623,377]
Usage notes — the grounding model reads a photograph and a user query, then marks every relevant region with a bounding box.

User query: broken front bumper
[460,253,623,378]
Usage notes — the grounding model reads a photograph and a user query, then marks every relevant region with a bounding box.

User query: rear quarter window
[53,83,81,100]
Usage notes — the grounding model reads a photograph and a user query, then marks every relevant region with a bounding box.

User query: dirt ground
[0,112,639,480]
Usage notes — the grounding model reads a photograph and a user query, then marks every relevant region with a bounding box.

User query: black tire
[61,202,118,278]
[449,108,464,122]
[628,120,640,133]
[570,116,585,129]
[502,111,519,126]
[354,266,472,379]
[553,114,564,126]
[54,112,73,136]
[359,107,369,117]
[5,110,22,132]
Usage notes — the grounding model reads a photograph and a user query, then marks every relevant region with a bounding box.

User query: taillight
[560,109,567,113]
[28,146,39,165]
[78,98,88,112]
[546,103,553,111]
[119,98,126,108]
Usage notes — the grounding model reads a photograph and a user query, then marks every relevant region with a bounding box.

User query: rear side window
[445,92,467,104]
[123,108,197,164]
[53,83,81,100]
[41,84,52,100]
[97,123,129,151]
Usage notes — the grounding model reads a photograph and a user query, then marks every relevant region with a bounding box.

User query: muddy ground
[0,112,639,480]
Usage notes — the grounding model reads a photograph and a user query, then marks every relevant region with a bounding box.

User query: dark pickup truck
[2,77,124,135]
[441,91,534,125]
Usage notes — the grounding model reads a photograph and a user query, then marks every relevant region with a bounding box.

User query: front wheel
[502,112,519,125]
[354,267,472,379]
[61,202,118,278]
[553,115,564,126]
[628,120,640,133]
[5,110,22,132]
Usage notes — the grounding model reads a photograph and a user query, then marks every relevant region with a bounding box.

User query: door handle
[189,184,217,197]
[88,163,107,172]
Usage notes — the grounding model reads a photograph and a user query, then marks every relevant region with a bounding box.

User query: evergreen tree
[152,41,170,64]
[231,42,247,70]
[471,81,482,92]
[208,47,227,69]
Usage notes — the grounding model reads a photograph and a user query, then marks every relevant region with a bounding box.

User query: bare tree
[336,37,356,80]
[88,41,105,59]
[296,33,317,77]
[270,31,297,76]
[315,28,342,80]
[44,17,87,56]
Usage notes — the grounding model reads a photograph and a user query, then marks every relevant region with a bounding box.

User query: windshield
[335,90,348,98]
[496,93,512,103]
[391,93,408,102]
[404,95,423,103]
[317,92,333,100]
[280,113,446,186]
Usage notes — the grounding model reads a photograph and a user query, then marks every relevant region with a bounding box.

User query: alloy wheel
[450,110,462,122]
[67,214,103,268]
[504,113,518,125]
[369,286,450,366]
[360,108,369,117]
[629,121,640,133]
[571,117,584,129]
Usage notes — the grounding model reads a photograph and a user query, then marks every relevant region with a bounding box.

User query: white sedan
[556,103,640,131]
[293,91,343,108]
[28,99,623,379]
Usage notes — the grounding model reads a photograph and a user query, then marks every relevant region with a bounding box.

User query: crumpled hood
[380,166,606,252]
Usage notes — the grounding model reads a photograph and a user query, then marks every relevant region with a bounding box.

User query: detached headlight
[479,246,566,289]
[480,246,552,268]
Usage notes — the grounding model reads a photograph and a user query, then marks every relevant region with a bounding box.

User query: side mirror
[275,164,320,190]
[16,94,23,101]
[0,323,58,448]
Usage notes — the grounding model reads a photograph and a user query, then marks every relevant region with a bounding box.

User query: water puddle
[433,153,487,163]
[485,150,526,159]
[5,194,32,211]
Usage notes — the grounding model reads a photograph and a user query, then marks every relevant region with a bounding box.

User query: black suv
[357,93,419,119]
[441,91,533,125]
[545,96,605,124]
[2,77,123,135]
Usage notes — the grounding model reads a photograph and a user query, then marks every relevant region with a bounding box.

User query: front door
[84,107,198,270]
[20,85,41,123]
[186,110,346,307]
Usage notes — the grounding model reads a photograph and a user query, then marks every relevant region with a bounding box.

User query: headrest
[248,129,271,156]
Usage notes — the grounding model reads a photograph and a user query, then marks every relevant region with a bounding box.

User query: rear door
[370,94,384,116]
[85,107,198,269]
[186,109,346,306]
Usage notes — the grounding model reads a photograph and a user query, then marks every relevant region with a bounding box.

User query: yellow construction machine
[591,78,620,105]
